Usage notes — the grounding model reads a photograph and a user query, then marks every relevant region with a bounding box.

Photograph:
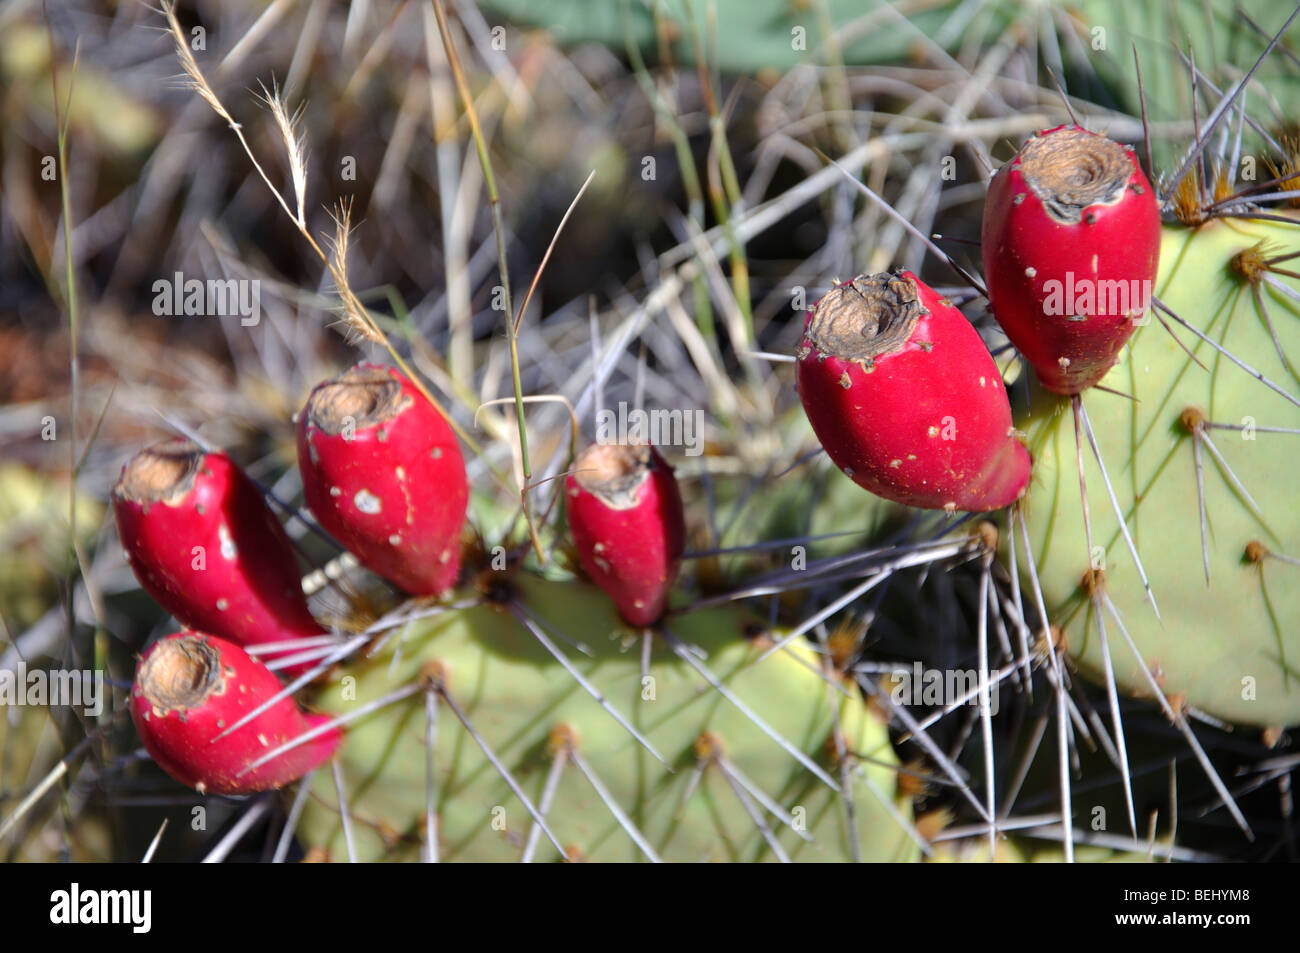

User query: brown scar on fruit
[114,441,203,504]
[1017,127,1132,224]
[308,365,411,434]
[803,273,923,370]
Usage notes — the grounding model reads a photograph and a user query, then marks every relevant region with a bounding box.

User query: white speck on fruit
[218,524,236,560]
[431,447,443,459]
[330,486,341,497]
[1024,266,1037,278]
[889,459,901,468]
[258,733,268,747]
[594,556,611,573]
[593,542,605,553]
[907,454,917,461]
[354,489,382,514]
[389,534,401,546]
[309,444,319,466]
[1091,254,1098,273]
[927,425,939,438]
[395,466,406,480]
[216,598,228,611]
[979,376,986,387]
[1058,356,1071,368]
[439,549,451,564]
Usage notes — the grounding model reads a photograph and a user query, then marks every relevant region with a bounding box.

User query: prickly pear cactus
[297,576,917,862]
[1018,217,1300,726]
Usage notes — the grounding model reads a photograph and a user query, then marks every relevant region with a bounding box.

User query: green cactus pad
[297,574,917,861]
[1018,216,1300,726]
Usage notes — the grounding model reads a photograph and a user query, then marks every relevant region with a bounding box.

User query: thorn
[660,627,841,793]
[332,759,356,863]
[1079,400,1160,620]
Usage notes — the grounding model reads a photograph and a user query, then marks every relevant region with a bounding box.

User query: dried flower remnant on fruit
[136,635,224,716]
[1017,128,1132,224]
[307,365,410,434]
[113,441,203,505]
[565,442,685,627]
[573,443,655,509]
[802,273,923,370]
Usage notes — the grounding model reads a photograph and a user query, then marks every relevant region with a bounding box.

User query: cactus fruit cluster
[17,2,1294,866]
[106,113,1299,862]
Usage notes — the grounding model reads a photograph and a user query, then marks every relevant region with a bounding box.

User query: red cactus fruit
[566,443,686,627]
[113,439,328,667]
[296,364,469,596]
[795,271,1031,512]
[130,631,341,794]
[981,124,1161,394]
